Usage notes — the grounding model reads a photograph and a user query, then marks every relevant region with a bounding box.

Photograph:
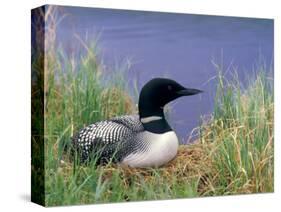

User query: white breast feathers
[121,131,179,168]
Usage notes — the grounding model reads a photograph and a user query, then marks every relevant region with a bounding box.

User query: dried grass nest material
[100,143,212,185]
[58,143,212,192]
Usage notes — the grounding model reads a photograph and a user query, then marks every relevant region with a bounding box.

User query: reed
[32,5,274,206]
[44,56,273,206]
[199,60,274,195]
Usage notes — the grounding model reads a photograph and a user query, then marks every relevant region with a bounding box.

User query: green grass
[42,46,274,206]
[42,38,203,206]
[199,60,274,195]
[32,6,274,206]
[43,40,138,205]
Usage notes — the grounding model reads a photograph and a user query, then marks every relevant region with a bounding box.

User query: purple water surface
[53,6,273,143]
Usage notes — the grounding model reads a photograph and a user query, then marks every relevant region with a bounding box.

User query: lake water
[54,6,273,143]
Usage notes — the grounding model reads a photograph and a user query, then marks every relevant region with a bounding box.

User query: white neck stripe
[140,116,162,124]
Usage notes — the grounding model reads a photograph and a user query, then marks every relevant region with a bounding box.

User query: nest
[98,143,212,193]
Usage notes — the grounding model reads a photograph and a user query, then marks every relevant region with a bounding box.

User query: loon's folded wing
[72,115,144,163]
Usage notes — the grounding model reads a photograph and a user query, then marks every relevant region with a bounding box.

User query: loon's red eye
[168,85,172,91]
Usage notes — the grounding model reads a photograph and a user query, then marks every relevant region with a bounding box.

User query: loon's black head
[138,78,203,119]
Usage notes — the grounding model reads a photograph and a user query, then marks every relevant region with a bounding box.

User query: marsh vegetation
[32,6,274,206]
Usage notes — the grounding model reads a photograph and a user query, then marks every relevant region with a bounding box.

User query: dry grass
[56,143,213,197]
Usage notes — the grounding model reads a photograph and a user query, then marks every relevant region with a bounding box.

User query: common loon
[72,78,202,168]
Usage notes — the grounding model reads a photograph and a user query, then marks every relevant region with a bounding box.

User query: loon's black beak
[177,88,203,96]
